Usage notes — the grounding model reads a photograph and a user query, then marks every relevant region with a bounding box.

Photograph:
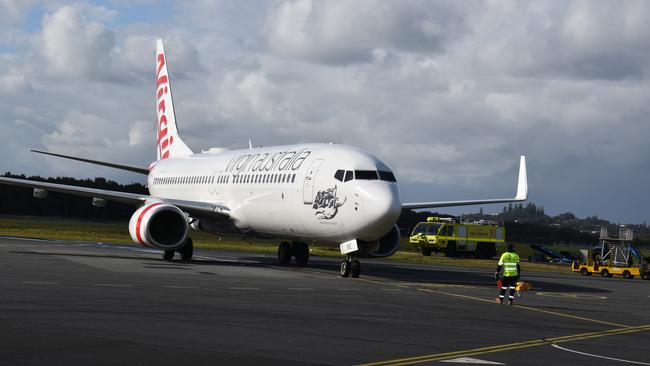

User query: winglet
[515,155,528,201]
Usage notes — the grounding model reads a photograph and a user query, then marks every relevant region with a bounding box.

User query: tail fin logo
[156,53,172,160]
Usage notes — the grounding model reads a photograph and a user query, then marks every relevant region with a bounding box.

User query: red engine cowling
[128,202,189,249]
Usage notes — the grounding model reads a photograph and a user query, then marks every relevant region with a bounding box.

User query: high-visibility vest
[498,252,520,277]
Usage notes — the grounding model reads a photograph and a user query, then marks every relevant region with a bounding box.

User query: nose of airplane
[359,183,402,238]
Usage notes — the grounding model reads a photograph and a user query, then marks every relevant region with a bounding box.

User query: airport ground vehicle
[572,226,649,280]
[529,245,578,264]
[409,217,505,258]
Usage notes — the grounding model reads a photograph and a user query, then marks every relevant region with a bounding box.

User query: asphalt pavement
[0,236,648,365]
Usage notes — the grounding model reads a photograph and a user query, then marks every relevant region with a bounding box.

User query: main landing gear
[340,255,361,278]
[162,237,194,262]
[277,241,310,266]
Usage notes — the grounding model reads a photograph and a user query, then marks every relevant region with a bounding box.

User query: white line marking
[551,344,650,365]
[338,288,362,291]
[94,284,133,287]
[21,281,59,285]
[228,287,259,290]
[286,287,314,291]
[163,285,198,289]
[440,356,504,364]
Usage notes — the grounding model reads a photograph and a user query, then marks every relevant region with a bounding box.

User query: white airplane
[0,39,528,278]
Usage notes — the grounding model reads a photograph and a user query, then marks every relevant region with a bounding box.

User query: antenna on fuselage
[248,139,253,150]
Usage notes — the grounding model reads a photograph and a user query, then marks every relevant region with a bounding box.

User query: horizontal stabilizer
[402,155,528,210]
[30,149,149,175]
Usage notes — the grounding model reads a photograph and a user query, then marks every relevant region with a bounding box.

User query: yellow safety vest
[498,252,520,277]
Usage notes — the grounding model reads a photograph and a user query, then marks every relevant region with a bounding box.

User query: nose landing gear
[340,255,361,278]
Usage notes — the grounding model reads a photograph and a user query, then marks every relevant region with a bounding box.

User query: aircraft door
[303,159,324,204]
[213,171,223,196]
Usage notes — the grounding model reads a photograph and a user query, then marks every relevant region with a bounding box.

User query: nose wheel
[340,255,361,278]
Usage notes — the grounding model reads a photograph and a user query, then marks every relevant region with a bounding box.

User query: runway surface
[0,236,648,365]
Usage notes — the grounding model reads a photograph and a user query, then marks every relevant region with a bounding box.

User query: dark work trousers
[498,276,519,301]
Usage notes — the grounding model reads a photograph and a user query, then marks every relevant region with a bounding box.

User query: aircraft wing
[0,177,230,219]
[30,149,150,175]
[401,156,528,210]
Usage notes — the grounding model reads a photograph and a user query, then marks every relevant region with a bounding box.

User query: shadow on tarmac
[11,247,610,294]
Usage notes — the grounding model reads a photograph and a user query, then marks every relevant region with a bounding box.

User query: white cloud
[1,1,650,222]
[264,0,463,64]
[0,0,38,26]
[128,120,152,146]
[40,6,115,79]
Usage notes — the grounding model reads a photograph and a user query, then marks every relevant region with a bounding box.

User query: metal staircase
[600,226,633,266]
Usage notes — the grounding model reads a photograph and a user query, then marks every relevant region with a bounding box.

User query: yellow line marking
[361,277,628,327]
[418,288,627,328]
[536,292,608,300]
[418,288,494,303]
[512,303,626,328]
[357,325,650,366]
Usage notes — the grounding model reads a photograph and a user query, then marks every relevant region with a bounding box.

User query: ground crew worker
[495,244,520,305]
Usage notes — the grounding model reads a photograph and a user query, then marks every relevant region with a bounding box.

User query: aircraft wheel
[600,269,610,278]
[163,249,175,261]
[580,268,589,276]
[278,241,292,265]
[641,273,649,280]
[350,260,361,278]
[623,271,634,280]
[421,247,432,256]
[340,260,351,277]
[179,238,193,261]
[293,242,310,265]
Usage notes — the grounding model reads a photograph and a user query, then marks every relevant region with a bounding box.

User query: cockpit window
[355,170,379,180]
[343,170,354,182]
[334,170,344,182]
[379,171,397,182]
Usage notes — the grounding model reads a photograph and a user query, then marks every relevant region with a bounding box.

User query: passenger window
[334,170,344,182]
[355,170,378,180]
[344,170,354,182]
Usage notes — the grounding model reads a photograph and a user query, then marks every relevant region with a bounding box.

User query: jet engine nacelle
[357,225,401,258]
[128,202,188,249]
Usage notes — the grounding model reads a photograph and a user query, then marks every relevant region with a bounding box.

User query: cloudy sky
[1,0,649,224]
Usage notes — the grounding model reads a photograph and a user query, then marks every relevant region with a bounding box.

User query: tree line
[0,172,146,220]
[2,172,648,246]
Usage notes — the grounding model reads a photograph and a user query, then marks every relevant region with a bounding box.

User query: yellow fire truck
[409,217,505,259]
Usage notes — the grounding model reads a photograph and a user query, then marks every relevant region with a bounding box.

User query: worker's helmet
[507,244,515,252]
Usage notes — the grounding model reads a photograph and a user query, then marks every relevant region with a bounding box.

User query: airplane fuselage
[148,143,402,244]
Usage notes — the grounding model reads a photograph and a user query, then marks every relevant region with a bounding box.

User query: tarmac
[0,236,648,365]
